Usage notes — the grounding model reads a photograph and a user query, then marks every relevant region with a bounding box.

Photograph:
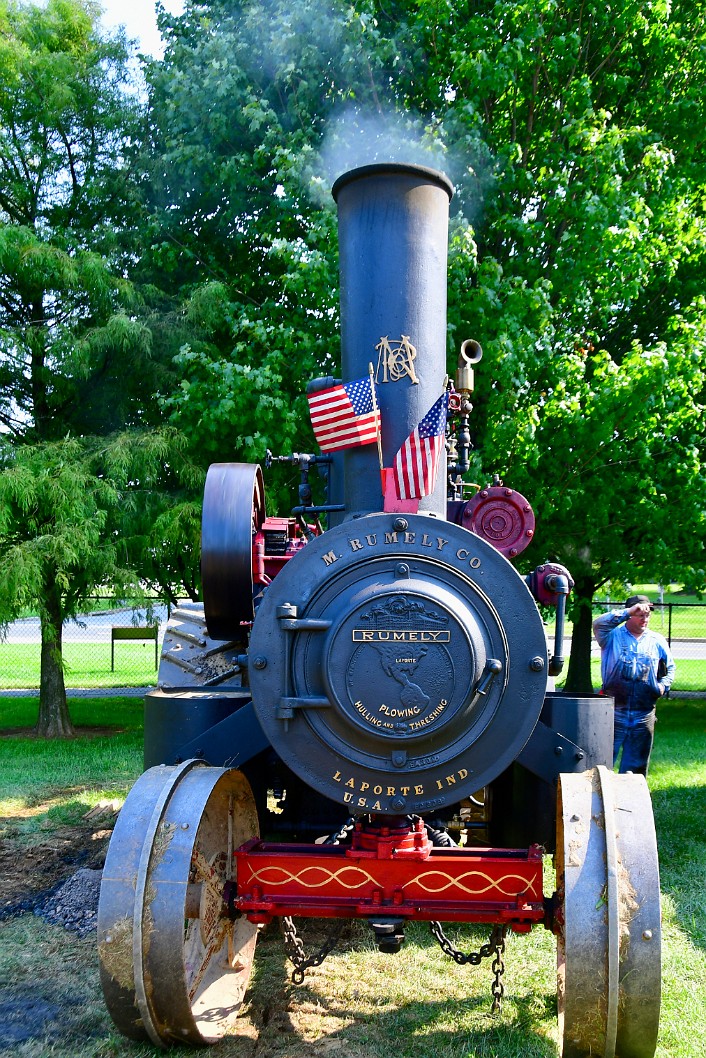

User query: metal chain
[324,817,356,846]
[277,819,354,983]
[490,929,507,1013]
[430,922,508,1012]
[280,916,347,984]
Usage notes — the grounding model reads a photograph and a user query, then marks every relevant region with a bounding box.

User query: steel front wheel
[556,766,661,1058]
[98,763,259,1047]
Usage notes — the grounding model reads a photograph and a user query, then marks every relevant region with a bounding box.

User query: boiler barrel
[332,163,454,518]
[489,692,614,852]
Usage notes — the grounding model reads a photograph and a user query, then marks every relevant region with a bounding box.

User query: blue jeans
[613,704,656,775]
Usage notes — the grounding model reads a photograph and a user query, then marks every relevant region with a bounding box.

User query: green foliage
[3,0,704,711]
[0,430,200,628]
[142,0,706,598]
[138,0,412,494]
[416,0,706,687]
[0,437,127,621]
[0,0,163,439]
[0,1,203,729]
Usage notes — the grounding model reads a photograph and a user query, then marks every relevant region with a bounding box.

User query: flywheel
[98,762,259,1047]
[556,766,661,1058]
[202,462,266,639]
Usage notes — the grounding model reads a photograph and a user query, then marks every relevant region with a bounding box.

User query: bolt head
[253,656,268,670]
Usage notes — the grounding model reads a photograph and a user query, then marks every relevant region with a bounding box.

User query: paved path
[4,606,169,644]
[1,687,150,697]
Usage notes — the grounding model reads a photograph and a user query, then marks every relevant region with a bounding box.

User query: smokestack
[332,163,454,518]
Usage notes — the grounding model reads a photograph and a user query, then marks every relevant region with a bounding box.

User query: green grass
[0,696,144,812]
[3,643,704,693]
[0,697,704,1058]
[0,642,158,689]
[596,584,706,639]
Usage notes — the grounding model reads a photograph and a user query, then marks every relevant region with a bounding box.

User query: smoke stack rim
[331,162,454,202]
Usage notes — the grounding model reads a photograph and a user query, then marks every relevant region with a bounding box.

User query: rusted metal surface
[157,603,247,692]
[556,766,661,1058]
[98,764,259,1048]
[97,761,200,1041]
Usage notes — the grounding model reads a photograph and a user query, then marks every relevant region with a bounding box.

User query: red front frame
[234,839,546,932]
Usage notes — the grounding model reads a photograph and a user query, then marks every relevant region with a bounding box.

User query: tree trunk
[563,578,598,694]
[35,587,74,738]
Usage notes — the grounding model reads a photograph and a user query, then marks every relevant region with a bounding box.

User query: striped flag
[307,376,381,453]
[393,393,448,499]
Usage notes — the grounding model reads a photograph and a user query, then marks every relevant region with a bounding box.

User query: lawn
[0,642,158,689]
[0,695,704,1057]
[0,696,144,811]
[2,647,705,694]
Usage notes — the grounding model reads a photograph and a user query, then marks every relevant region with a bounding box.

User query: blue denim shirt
[593,609,675,708]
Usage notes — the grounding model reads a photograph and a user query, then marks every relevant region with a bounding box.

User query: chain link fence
[555,602,706,695]
[2,600,705,693]
[0,600,171,691]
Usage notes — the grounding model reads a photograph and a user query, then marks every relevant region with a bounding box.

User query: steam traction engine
[97,165,661,1056]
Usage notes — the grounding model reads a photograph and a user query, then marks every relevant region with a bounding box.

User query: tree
[137,0,413,509]
[414,0,706,688]
[0,431,200,736]
[0,0,187,733]
[0,0,161,441]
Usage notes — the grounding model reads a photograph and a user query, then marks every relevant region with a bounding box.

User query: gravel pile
[35,868,102,938]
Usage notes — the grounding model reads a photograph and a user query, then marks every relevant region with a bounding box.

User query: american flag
[307,376,381,452]
[393,393,448,499]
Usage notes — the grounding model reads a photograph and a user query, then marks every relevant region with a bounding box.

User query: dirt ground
[0,724,121,914]
[0,799,373,1058]
[0,810,110,915]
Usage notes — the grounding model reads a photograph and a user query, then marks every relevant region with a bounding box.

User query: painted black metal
[517,721,585,781]
[490,692,614,852]
[333,163,453,517]
[147,166,601,840]
[542,691,614,764]
[144,690,262,769]
[248,512,549,815]
[201,462,264,639]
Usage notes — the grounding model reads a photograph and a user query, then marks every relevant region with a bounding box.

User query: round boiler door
[248,512,548,816]
[318,584,486,744]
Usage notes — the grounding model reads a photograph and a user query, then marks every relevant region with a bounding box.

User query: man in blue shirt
[593,594,675,775]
